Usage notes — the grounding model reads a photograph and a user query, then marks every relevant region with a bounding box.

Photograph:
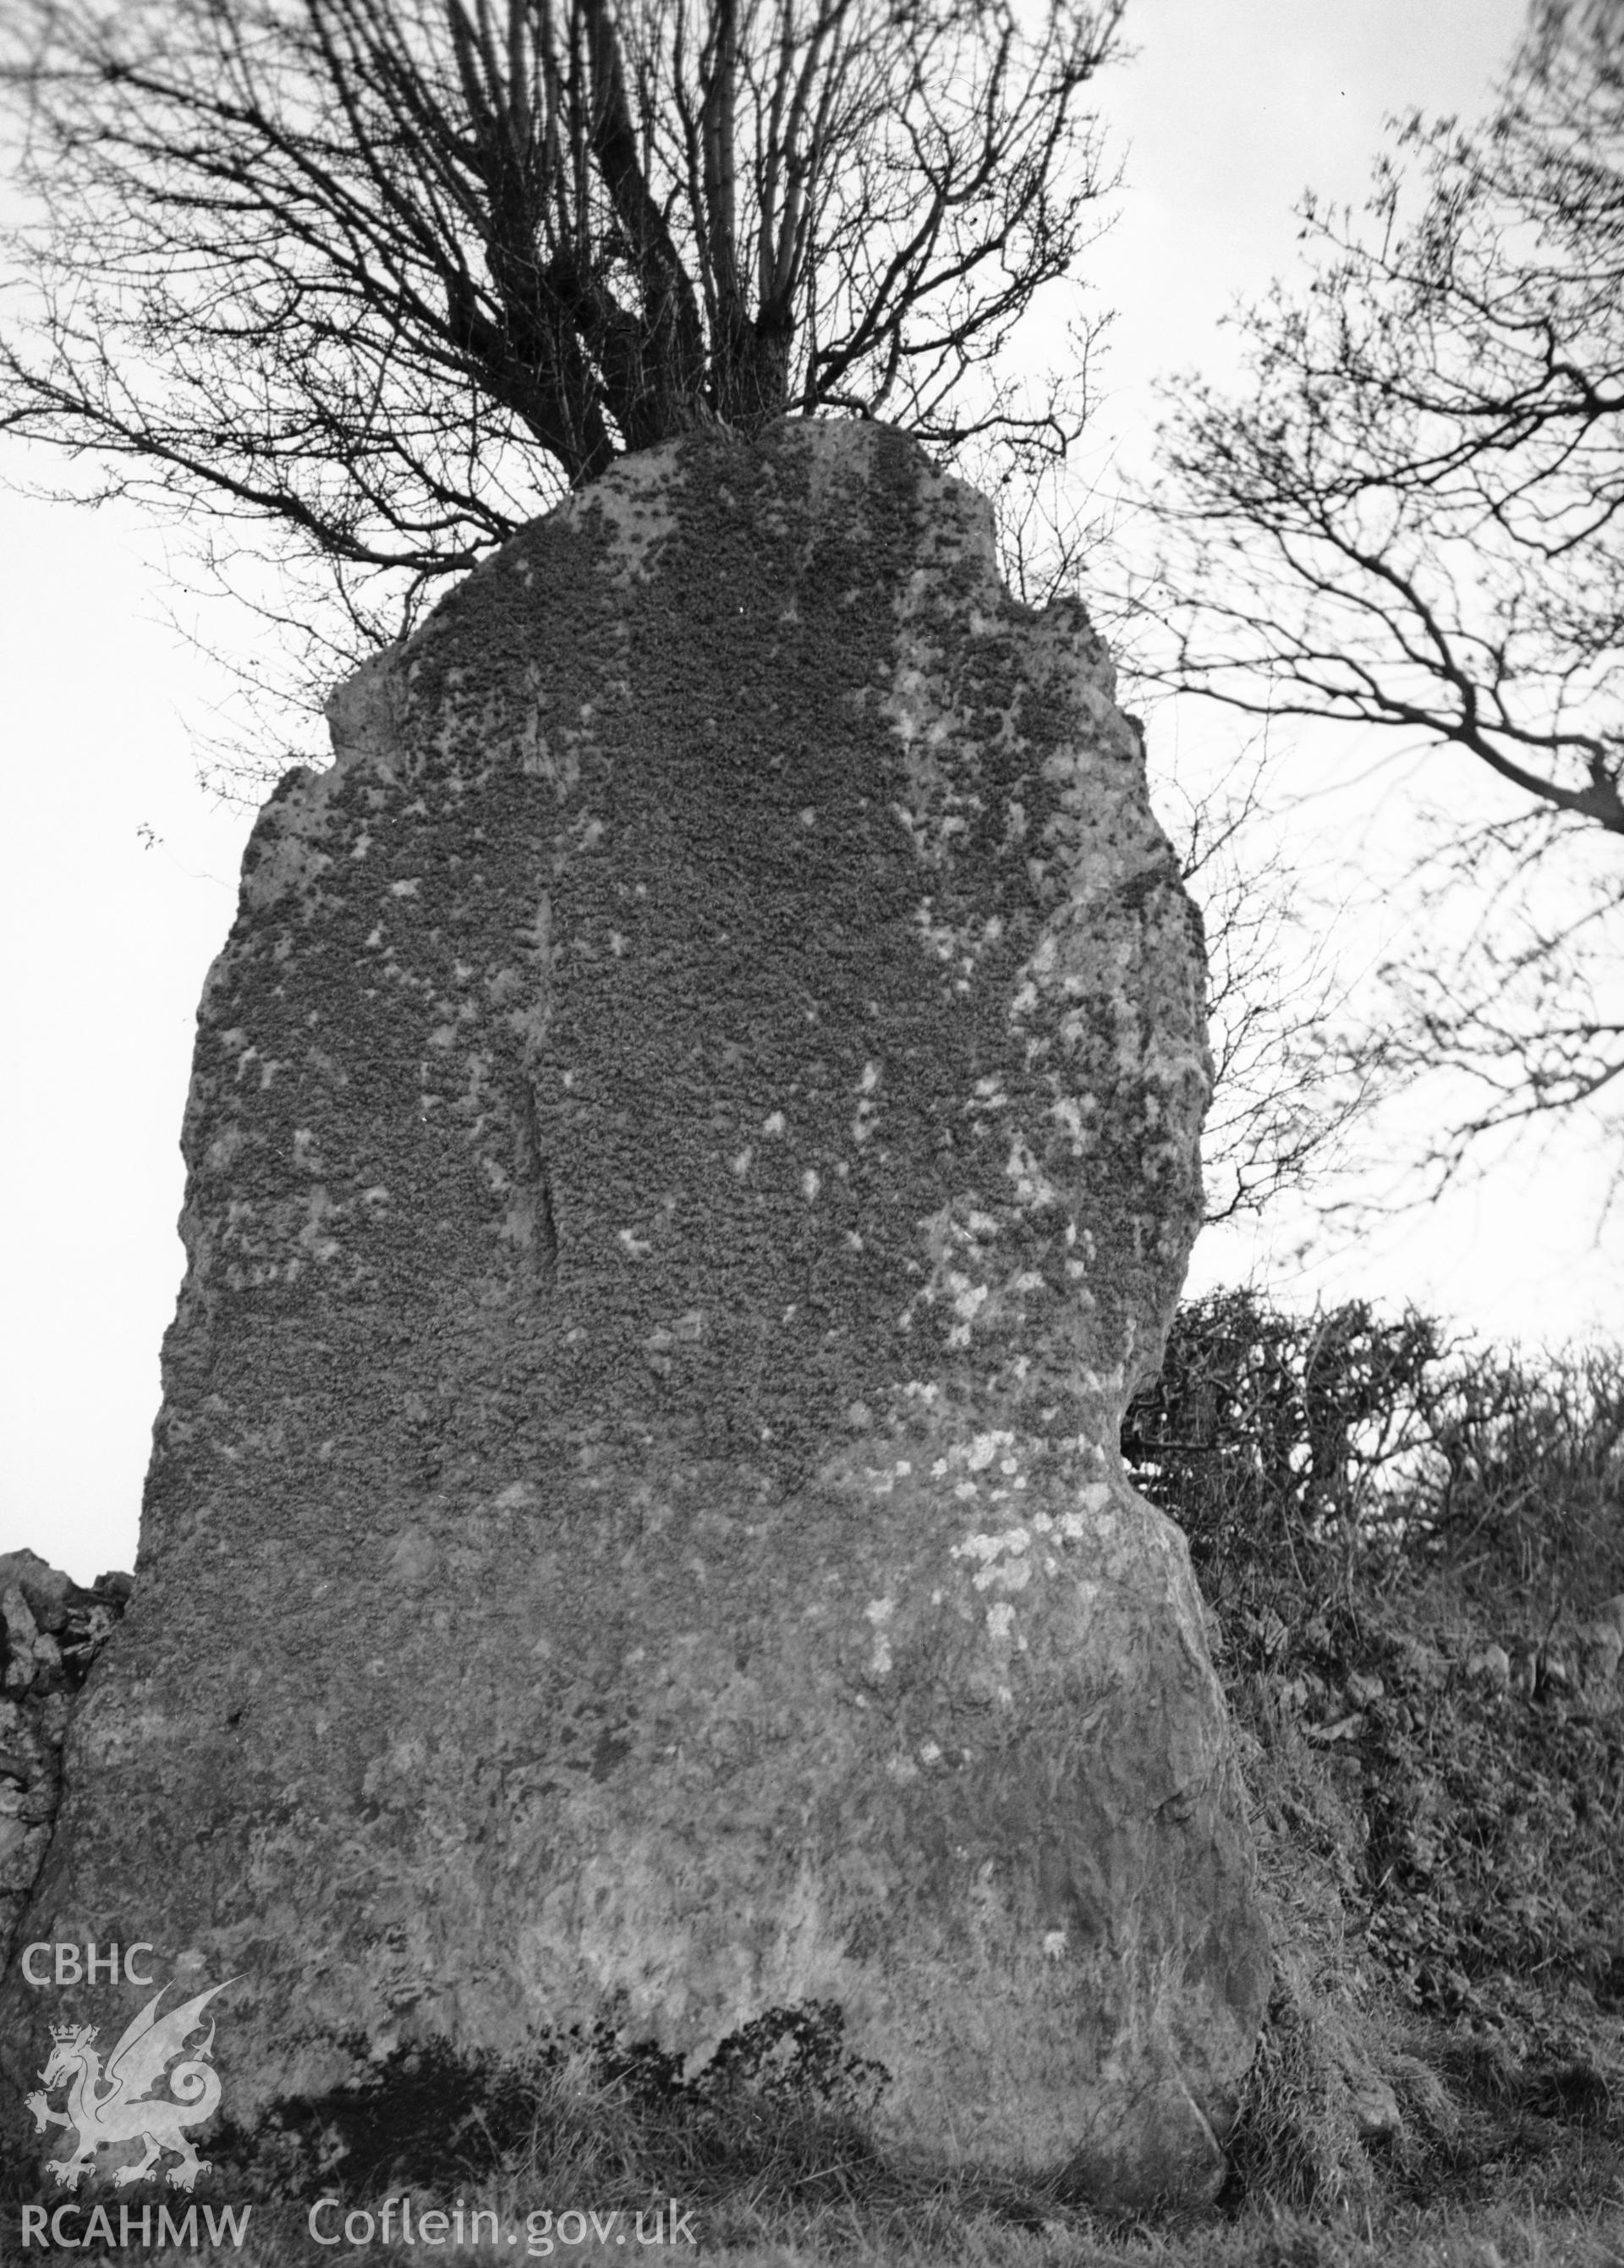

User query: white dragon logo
[25,1978,235,2193]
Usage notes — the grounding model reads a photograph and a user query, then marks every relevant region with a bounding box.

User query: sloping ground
[1201,1537,1624,2254]
[1112,1294,1624,2261]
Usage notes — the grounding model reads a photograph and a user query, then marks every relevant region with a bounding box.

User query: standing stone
[0,420,1268,2207]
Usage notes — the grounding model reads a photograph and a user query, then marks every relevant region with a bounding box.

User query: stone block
[0,420,1267,2209]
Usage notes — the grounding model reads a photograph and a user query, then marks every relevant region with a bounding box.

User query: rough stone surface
[0,419,1268,2207]
[0,1559,129,1971]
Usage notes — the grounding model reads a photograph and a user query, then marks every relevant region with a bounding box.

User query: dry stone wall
[0,419,1270,2210]
[0,1556,130,1971]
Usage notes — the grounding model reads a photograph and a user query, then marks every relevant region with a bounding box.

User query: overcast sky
[8,0,1611,1590]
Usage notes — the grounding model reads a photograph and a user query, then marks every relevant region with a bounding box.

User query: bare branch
[0,0,1124,700]
[1122,5,1624,1203]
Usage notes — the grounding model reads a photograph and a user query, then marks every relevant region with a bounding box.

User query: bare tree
[1167,750,1371,1227]
[1131,1,1624,1189]
[0,0,1122,739]
[7,0,1365,1227]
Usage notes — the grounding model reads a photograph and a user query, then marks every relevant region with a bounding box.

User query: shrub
[1123,1292,1624,1614]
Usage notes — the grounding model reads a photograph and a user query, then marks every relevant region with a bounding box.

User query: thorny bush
[1123,1288,1624,1612]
